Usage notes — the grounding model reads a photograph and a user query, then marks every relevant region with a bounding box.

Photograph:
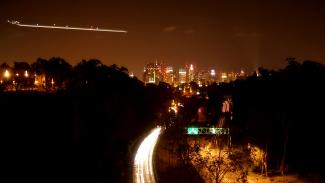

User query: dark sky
[1,0,325,77]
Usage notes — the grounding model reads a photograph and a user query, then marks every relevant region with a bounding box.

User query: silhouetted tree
[31,58,48,75]
[47,57,72,88]
[14,61,31,72]
[0,62,11,70]
[228,59,325,178]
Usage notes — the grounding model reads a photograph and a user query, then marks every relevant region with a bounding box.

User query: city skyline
[143,62,245,85]
[1,0,325,78]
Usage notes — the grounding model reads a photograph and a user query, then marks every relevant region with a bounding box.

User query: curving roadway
[133,127,161,183]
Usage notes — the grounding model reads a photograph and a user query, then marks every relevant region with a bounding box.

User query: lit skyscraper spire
[188,64,195,83]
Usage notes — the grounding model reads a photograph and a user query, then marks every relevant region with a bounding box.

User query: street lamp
[4,70,10,78]
[51,78,54,87]
[24,70,29,78]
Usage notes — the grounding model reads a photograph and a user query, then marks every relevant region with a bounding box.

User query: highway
[133,127,161,183]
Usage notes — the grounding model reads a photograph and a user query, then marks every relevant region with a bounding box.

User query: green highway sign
[187,127,199,135]
[185,127,229,135]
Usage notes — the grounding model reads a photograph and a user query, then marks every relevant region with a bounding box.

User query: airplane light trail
[7,20,127,33]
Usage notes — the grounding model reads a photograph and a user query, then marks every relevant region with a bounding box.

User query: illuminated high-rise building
[195,70,208,86]
[220,72,228,82]
[164,66,175,86]
[236,69,246,80]
[228,72,236,81]
[178,68,187,84]
[143,62,163,84]
[209,69,217,83]
[187,64,195,83]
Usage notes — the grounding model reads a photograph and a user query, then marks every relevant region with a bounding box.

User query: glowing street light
[210,69,216,76]
[4,70,10,78]
[34,73,38,85]
[24,70,29,77]
[129,72,134,78]
[169,100,178,114]
[51,78,54,87]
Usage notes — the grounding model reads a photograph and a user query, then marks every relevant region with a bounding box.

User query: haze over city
[1,0,325,78]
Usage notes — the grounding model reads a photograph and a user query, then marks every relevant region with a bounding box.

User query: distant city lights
[142,62,246,86]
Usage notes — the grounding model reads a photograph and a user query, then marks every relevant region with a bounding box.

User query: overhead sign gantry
[186,127,229,135]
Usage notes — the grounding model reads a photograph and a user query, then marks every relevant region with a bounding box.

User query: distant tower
[221,72,228,82]
[237,69,246,80]
[209,69,216,83]
[178,68,187,84]
[164,66,175,85]
[189,64,195,82]
[143,62,164,84]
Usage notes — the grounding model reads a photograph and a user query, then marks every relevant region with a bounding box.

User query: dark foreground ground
[0,90,154,183]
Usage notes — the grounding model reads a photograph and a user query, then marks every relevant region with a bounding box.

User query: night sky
[1,0,325,77]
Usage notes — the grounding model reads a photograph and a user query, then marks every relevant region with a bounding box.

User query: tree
[31,58,48,75]
[31,58,48,88]
[0,62,10,69]
[186,134,249,183]
[119,66,129,74]
[47,57,72,88]
[14,61,31,72]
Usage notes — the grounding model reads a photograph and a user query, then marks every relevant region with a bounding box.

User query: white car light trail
[133,127,161,183]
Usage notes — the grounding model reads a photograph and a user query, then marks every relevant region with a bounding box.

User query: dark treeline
[0,58,172,183]
[208,59,325,180]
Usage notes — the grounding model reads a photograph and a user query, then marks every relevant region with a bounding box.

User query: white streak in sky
[7,20,127,33]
